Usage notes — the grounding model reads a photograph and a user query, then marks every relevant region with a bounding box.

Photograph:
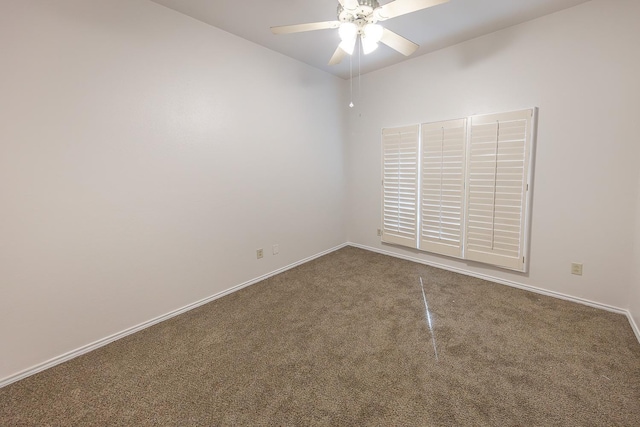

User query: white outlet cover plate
[571,263,583,275]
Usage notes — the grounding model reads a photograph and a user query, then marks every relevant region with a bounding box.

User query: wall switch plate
[571,262,583,276]
[272,244,279,255]
[257,248,263,259]
[377,228,382,237]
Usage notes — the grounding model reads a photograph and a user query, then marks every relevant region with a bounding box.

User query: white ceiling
[149,0,591,79]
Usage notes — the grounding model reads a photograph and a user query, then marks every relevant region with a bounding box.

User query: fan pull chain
[349,49,354,108]
[358,36,361,102]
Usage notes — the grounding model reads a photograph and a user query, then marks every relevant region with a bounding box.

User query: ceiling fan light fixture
[361,23,382,55]
[363,23,383,43]
[338,22,357,42]
[339,37,356,55]
[272,0,448,65]
[338,22,357,55]
[361,37,379,55]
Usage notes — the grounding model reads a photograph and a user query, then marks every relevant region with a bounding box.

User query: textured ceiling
[149,0,591,79]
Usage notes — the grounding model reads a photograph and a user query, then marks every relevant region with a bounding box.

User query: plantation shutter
[465,109,535,271]
[419,119,467,258]
[381,125,419,248]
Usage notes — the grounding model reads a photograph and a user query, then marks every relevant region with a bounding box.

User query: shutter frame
[464,108,535,272]
[381,125,419,248]
[419,118,467,258]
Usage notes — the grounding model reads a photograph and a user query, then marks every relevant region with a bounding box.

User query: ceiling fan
[271,0,449,65]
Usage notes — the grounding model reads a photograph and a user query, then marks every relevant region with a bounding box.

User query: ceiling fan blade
[329,46,347,65]
[271,21,340,35]
[380,28,419,56]
[376,0,449,21]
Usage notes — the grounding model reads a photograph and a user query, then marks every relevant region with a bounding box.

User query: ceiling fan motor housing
[338,0,380,24]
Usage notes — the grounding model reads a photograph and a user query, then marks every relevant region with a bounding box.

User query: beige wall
[0,0,347,383]
[631,172,640,337]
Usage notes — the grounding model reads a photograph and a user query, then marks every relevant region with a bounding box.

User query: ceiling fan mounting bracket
[338,0,380,24]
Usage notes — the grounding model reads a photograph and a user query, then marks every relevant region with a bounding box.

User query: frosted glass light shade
[338,23,357,42]
[338,22,358,55]
[362,23,382,54]
[339,37,356,55]
[362,37,378,54]
[363,24,383,43]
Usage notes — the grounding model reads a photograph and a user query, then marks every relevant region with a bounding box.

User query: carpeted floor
[1,246,639,426]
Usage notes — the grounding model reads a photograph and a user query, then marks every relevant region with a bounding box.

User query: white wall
[0,0,346,382]
[346,0,640,311]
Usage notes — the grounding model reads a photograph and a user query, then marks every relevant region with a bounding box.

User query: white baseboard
[0,243,348,389]
[629,312,640,344]
[347,242,640,344]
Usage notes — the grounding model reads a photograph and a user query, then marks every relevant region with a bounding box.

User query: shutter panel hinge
[523,256,525,263]
[526,184,529,191]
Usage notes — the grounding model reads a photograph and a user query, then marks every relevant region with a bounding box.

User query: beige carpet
[1,246,639,426]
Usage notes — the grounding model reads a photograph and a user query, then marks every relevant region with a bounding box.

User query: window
[381,108,536,272]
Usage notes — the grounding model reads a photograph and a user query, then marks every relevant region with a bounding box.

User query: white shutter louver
[381,125,419,248]
[419,119,467,258]
[465,109,535,271]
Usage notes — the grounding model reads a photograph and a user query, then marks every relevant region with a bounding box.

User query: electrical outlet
[571,262,583,276]
[377,228,382,237]
[272,244,279,255]
[257,248,263,259]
